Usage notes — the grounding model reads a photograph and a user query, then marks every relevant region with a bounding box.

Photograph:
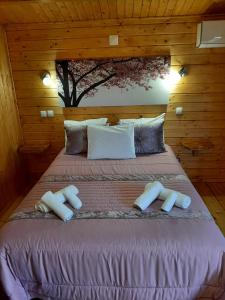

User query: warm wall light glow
[163,70,181,91]
[42,72,52,86]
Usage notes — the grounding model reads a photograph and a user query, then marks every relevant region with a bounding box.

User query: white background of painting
[58,77,169,107]
[79,77,168,107]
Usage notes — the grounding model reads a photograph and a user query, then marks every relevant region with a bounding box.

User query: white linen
[41,191,74,222]
[134,181,164,211]
[87,125,136,160]
[62,185,82,209]
[119,113,165,125]
[64,118,108,127]
[161,192,177,212]
[159,188,191,209]
[35,191,66,213]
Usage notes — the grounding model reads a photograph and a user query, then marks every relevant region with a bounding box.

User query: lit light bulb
[42,73,51,86]
[163,70,181,91]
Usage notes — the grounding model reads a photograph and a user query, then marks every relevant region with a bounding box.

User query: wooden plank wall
[0,26,25,211]
[5,16,225,182]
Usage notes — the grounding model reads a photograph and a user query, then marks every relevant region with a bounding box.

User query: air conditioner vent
[196,20,225,48]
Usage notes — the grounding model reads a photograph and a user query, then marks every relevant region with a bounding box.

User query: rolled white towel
[35,191,66,213]
[55,190,66,202]
[61,185,79,195]
[35,202,48,213]
[134,181,164,211]
[175,194,191,209]
[159,188,191,209]
[144,182,154,191]
[62,185,82,210]
[161,192,177,212]
[41,191,74,222]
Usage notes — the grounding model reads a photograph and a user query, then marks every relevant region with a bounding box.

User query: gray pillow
[65,126,87,154]
[134,121,165,154]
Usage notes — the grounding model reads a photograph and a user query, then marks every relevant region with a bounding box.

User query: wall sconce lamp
[178,66,188,77]
[163,66,188,91]
[41,71,52,86]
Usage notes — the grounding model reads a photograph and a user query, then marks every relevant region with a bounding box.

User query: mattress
[0,145,224,300]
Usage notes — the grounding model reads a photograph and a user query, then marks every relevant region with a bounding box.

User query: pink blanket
[0,146,224,300]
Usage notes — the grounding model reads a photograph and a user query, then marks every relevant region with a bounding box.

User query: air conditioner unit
[196,20,225,48]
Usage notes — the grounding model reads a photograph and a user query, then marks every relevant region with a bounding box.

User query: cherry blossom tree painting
[55,56,170,107]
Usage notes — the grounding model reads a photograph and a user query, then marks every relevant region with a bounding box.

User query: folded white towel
[35,190,66,213]
[161,192,177,212]
[41,191,74,222]
[62,185,82,210]
[159,188,191,209]
[134,181,164,211]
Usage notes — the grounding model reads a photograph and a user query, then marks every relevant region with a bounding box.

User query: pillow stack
[64,114,166,160]
[64,118,107,155]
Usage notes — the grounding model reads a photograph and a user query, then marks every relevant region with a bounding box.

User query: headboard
[63,105,167,125]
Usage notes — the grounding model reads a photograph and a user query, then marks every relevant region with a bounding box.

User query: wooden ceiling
[0,0,224,24]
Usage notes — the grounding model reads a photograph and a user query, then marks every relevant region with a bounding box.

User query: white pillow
[119,113,165,125]
[64,118,108,128]
[118,118,143,125]
[87,125,136,160]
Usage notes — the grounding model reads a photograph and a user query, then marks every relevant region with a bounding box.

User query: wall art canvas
[55,56,170,107]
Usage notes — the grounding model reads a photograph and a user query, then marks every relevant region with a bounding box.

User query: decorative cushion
[65,126,87,155]
[64,118,108,155]
[87,125,136,160]
[134,121,165,154]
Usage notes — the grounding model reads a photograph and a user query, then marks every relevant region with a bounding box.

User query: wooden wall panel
[6,16,225,181]
[0,26,25,212]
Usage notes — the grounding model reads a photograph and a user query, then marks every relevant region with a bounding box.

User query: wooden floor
[194,182,225,236]
[0,182,225,236]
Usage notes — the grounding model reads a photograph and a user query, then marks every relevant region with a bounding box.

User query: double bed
[0,145,224,300]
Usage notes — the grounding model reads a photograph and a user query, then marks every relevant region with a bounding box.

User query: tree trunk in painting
[56,61,72,107]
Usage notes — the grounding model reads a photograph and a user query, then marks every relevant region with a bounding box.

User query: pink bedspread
[0,146,224,300]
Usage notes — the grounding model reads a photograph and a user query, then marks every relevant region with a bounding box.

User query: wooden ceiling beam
[0,0,224,25]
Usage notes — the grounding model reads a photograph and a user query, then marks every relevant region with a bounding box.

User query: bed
[0,145,224,300]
